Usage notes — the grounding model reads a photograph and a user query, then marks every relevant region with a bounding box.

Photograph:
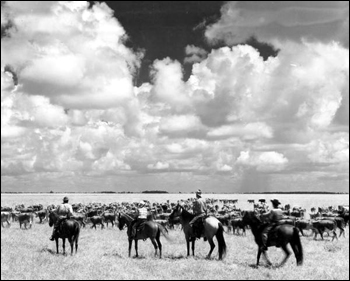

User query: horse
[242,211,303,267]
[48,211,80,255]
[117,212,168,258]
[169,204,227,260]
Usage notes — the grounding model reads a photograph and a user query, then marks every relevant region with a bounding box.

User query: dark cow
[71,213,86,228]
[295,220,314,236]
[247,200,255,204]
[230,217,246,235]
[16,213,34,229]
[1,212,11,228]
[319,217,346,238]
[88,216,105,229]
[312,219,337,241]
[35,210,48,223]
[103,213,116,227]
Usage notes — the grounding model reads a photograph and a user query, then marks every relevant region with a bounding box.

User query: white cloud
[184,45,208,64]
[1,1,142,109]
[147,161,169,170]
[237,151,289,172]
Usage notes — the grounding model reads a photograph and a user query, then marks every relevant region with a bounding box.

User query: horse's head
[117,213,127,230]
[48,211,57,227]
[169,204,182,221]
[242,210,261,225]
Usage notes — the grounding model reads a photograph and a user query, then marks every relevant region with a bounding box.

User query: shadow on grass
[39,247,57,255]
[103,252,124,258]
[164,254,187,260]
[248,263,274,269]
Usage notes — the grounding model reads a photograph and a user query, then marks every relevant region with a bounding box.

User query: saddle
[192,215,209,239]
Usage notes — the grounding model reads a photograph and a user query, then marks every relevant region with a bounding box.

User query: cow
[87,216,105,229]
[102,212,116,227]
[319,217,346,238]
[71,213,86,228]
[230,217,246,235]
[1,212,11,228]
[295,219,314,236]
[35,210,48,223]
[247,200,255,204]
[16,213,34,229]
[312,219,337,241]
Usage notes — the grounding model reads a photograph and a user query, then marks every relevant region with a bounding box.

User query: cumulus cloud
[184,45,208,64]
[236,151,289,172]
[1,1,142,109]
[147,161,169,170]
[205,1,349,47]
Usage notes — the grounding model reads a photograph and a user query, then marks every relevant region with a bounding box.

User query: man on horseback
[49,196,73,241]
[189,189,207,239]
[130,201,148,238]
[260,199,283,251]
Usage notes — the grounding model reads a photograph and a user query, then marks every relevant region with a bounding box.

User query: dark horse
[242,211,303,267]
[118,212,169,258]
[169,204,226,260]
[48,211,80,255]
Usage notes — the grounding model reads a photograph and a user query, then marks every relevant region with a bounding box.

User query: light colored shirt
[193,198,207,215]
[56,203,73,217]
[262,208,283,223]
[137,207,148,219]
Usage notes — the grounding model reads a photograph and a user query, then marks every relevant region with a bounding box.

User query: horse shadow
[39,247,57,255]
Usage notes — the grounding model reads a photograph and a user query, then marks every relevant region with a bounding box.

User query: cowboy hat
[271,199,281,206]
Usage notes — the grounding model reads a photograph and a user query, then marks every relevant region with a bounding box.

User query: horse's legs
[206,238,215,260]
[68,237,73,256]
[128,239,132,258]
[156,234,162,259]
[55,238,59,254]
[262,251,272,266]
[191,238,196,256]
[256,248,262,266]
[186,237,190,256]
[150,237,158,257]
[101,222,104,229]
[278,244,291,267]
[62,238,66,255]
[135,239,139,257]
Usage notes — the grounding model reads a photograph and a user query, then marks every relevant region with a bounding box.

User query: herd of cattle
[1,198,349,241]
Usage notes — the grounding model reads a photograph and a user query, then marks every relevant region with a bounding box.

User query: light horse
[242,210,303,267]
[169,204,227,260]
[118,212,169,258]
[48,211,80,255]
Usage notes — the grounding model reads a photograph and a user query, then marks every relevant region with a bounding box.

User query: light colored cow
[1,212,11,228]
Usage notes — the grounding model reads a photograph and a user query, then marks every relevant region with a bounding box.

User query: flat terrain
[1,193,349,280]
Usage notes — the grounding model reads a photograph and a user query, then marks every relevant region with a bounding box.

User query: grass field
[1,194,349,280]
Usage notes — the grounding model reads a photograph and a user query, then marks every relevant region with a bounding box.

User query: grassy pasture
[1,193,349,280]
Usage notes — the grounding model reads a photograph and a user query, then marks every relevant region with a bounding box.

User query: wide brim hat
[271,199,281,206]
[195,189,202,197]
[63,196,69,202]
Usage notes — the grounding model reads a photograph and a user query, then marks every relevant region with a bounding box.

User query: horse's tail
[158,223,172,242]
[216,223,227,260]
[293,227,303,266]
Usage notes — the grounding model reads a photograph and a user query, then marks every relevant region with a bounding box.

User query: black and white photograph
[1,1,349,280]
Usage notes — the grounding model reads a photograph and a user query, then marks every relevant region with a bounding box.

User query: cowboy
[189,189,207,239]
[260,199,284,251]
[130,201,148,238]
[49,196,73,241]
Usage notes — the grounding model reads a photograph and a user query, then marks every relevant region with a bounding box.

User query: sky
[1,1,349,193]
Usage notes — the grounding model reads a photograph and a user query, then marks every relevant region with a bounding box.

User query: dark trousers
[261,224,274,248]
[189,213,206,238]
[131,218,147,236]
[51,216,69,238]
